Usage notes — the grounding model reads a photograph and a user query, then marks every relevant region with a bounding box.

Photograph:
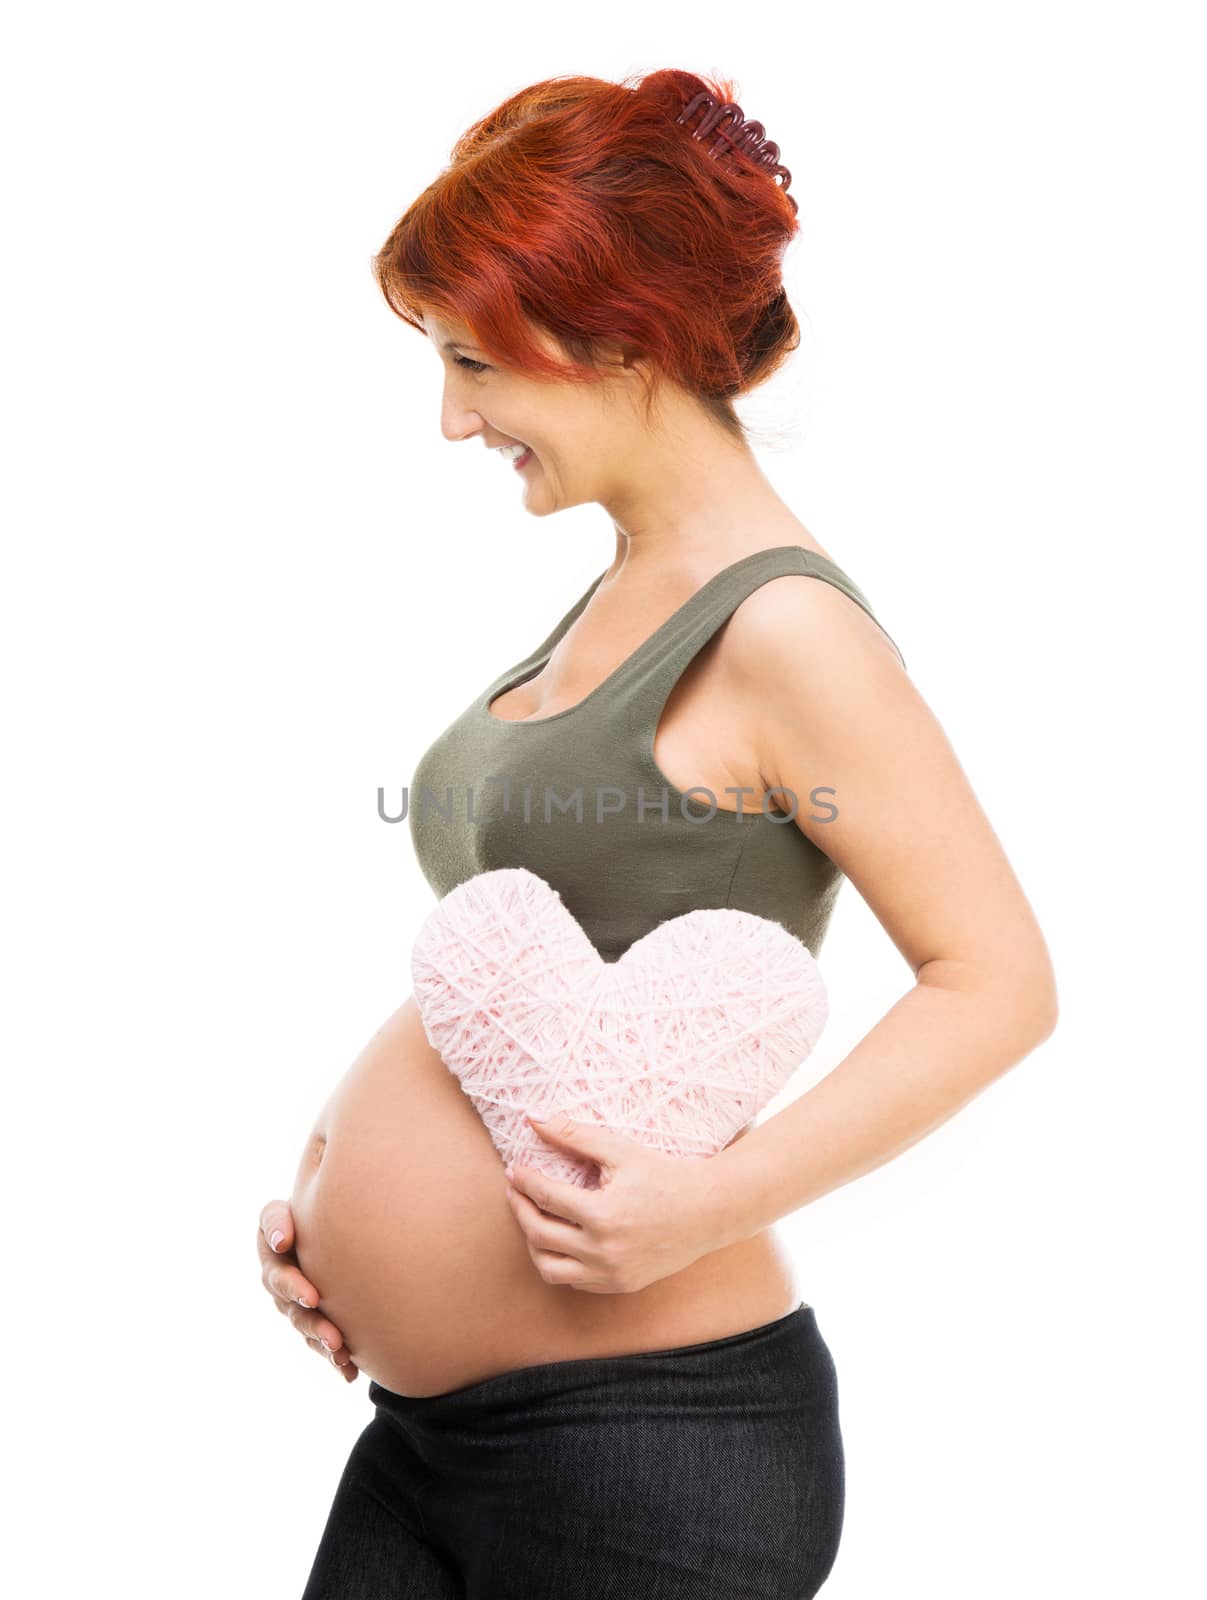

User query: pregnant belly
[289,995,801,1398]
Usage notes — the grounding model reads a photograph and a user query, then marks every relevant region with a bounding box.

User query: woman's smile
[495,441,535,470]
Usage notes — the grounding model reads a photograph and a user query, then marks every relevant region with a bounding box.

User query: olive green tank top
[408,544,905,963]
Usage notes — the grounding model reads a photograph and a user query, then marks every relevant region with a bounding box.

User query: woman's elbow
[918,940,1059,1045]
[969,949,1059,1045]
[1016,952,1060,1044]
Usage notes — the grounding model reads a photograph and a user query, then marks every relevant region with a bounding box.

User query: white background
[4,3,1203,1596]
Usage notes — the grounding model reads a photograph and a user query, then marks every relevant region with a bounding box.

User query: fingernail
[320,1338,332,1352]
[270,1230,285,1251]
[296,1295,313,1308]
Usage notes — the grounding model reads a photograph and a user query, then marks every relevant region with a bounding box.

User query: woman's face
[421,309,645,517]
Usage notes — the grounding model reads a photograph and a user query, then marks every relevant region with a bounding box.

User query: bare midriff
[290,995,802,1398]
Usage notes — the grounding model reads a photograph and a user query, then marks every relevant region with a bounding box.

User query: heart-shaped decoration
[411,867,828,1189]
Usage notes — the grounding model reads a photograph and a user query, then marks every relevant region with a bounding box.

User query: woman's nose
[441,393,484,444]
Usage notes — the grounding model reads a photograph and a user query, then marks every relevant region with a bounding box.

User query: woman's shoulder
[721,547,908,675]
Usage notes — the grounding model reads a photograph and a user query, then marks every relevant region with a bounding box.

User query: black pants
[300,1302,845,1599]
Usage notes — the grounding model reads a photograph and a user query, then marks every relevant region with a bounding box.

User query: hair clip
[675,91,797,213]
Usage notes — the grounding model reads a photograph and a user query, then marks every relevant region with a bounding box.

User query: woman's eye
[454,354,488,373]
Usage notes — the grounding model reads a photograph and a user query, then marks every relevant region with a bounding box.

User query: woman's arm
[703,573,1059,1245]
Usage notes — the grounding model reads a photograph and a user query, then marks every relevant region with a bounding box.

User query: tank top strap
[605,544,906,728]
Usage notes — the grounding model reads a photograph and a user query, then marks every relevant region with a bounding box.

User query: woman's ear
[591,336,646,376]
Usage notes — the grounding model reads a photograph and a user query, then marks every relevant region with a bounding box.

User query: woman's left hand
[503,1112,732,1295]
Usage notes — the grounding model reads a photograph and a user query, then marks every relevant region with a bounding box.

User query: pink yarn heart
[411,867,829,1190]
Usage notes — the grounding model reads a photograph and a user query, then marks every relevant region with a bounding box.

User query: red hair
[371,69,801,439]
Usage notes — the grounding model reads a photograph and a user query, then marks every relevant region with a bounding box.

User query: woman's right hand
[257,1199,359,1383]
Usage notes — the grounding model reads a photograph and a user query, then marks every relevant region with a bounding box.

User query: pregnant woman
[257,68,1059,1598]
